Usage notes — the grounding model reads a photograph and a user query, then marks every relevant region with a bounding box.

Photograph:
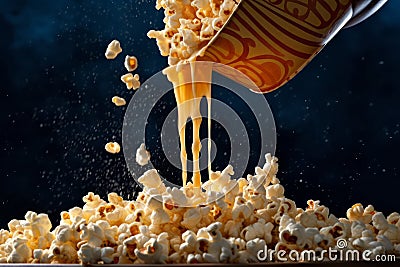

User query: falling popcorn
[105,40,122,60]
[136,143,151,166]
[111,96,126,107]
[121,73,140,90]
[124,55,138,72]
[104,142,121,154]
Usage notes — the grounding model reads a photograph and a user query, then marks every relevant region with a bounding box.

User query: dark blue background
[0,0,399,227]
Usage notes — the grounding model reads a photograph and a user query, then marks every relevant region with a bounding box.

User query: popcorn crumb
[112,96,126,107]
[105,142,121,154]
[105,40,122,60]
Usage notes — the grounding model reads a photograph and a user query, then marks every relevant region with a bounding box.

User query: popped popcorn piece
[54,224,79,244]
[266,184,284,199]
[296,200,331,228]
[320,221,347,241]
[24,212,52,239]
[231,196,253,221]
[80,222,105,247]
[121,236,140,262]
[146,196,171,228]
[279,215,307,248]
[105,142,121,154]
[240,219,274,243]
[138,169,161,189]
[50,242,78,263]
[124,55,138,72]
[77,243,101,264]
[388,212,400,227]
[223,220,243,238]
[98,203,128,226]
[347,203,374,224]
[187,253,204,263]
[112,96,126,107]
[33,249,52,263]
[0,230,10,244]
[372,212,400,243]
[100,247,115,264]
[202,165,235,193]
[243,238,266,263]
[121,73,141,90]
[136,143,151,166]
[205,222,234,263]
[180,230,199,253]
[134,238,167,264]
[7,237,32,263]
[83,192,106,209]
[105,40,122,59]
[181,206,210,230]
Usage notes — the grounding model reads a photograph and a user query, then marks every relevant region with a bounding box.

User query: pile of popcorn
[147,0,241,66]
[1,154,399,264]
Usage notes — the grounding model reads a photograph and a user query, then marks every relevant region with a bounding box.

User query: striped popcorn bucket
[199,0,387,93]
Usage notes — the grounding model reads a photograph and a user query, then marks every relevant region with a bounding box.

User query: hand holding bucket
[199,0,387,93]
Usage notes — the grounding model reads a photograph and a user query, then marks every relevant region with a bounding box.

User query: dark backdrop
[0,0,399,228]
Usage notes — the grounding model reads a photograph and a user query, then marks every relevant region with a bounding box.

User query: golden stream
[164,63,213,188]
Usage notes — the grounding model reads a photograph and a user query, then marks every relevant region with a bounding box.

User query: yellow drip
[165,63,212,188]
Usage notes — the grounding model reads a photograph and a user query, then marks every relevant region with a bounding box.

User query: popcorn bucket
[199,0,387,93]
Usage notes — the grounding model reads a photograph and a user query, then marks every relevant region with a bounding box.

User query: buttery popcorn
[104,142,121,154]
[105,40,122,60]
[111,96,126,107]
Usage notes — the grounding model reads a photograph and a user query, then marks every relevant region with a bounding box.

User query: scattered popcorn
[135,143,151,166]
[124,55,138,72]
[111,96,126,107]
[105,40,122,60]
[105,142,121,154]
[121,73,140,90]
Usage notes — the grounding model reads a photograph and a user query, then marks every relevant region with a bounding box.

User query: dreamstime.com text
[257,239,396,262]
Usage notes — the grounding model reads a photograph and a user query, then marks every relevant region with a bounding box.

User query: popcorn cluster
[147,0,241,66]
[1,154,399,264]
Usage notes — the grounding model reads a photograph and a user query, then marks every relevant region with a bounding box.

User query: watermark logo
[336,238,347,249]
[257,239,396,262]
